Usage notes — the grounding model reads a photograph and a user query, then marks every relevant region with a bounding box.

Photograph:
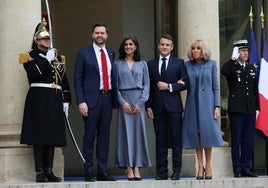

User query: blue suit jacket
[74,45,115,108]
[146,56,189,114]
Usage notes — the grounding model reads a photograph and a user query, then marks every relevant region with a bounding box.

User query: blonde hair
[187,39,211,61]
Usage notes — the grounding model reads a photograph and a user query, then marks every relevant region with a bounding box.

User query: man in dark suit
[221,39,259,178]
[74,23,116,182]
[146,34,189,180]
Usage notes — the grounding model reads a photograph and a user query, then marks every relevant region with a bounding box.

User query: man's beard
[94,38,106,46]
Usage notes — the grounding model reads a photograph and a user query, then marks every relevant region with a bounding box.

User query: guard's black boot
[36,171,49,182]
[34,146,48,182]
[45,169,62,182]
[44,146,62,182]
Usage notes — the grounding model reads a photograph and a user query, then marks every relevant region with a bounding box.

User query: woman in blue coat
[182,39,224,180]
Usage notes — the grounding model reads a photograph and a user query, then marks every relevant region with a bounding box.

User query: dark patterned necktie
[161,57,166,80]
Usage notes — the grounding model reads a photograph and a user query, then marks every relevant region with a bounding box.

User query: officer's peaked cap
[233,39,249,49]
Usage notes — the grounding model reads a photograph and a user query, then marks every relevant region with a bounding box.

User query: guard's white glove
[231,47,240,60]
[63,102,69,118]
[256,110,259,118]
[46,48,56,62]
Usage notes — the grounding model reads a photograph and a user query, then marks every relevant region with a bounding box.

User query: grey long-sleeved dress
[114,60,151,168]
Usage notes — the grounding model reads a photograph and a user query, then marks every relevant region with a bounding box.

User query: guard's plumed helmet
[33,18,50,42]
[233,39,249,49]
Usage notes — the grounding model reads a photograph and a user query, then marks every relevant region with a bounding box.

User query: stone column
[0,0,63,182]
[177,0,232,178]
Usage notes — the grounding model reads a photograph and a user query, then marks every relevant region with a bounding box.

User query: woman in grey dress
[114,36,151,180]
[182,39,224,180]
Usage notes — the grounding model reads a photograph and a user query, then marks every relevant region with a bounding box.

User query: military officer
[221,39,259,178]
[19,19,71,182]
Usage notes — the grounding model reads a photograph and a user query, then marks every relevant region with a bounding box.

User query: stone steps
[0,177,267,188]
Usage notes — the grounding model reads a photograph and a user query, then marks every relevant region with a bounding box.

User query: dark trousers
[229,112,256,173]
[83,92,113,174]
[153,110,182,174]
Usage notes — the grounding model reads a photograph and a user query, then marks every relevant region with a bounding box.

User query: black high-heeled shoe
[133,167,142,181]
[196,167,205,180]
[126,167,135,181]
[134,176,142,181]
[205,168,212,180]
[128,177,135,181]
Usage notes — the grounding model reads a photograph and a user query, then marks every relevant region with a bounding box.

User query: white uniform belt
[30,83,62,90]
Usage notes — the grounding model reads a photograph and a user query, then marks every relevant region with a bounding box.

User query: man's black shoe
[170,172,180,180]
[84,173,95,182]
[97,172,116,181]
[233,172,242,178]
[155,173,168,180]
[241,171,258,177]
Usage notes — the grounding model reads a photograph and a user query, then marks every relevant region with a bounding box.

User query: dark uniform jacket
[19,47,71,146]
[221,59,259,115]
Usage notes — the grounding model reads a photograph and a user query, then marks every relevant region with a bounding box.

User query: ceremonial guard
[19,19,71,182]
[221,39,259,178]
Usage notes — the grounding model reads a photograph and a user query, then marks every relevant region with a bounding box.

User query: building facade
[0,0,266,181]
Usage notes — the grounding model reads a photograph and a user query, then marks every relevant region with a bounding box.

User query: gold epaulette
[60,55,66,65]
[19,50,33,64]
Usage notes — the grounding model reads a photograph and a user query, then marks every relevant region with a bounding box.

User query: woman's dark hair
[118,35,141,61]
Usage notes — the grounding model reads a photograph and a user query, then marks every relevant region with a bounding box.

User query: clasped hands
[122,103,141,115]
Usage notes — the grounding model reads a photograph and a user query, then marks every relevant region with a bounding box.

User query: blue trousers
[229,112,256,173]
[83,92,113,174]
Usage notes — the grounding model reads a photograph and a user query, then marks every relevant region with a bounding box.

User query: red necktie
[100,49,109,92]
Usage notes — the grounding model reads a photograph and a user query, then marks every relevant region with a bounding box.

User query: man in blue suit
[146,34,189,180]
[74,23,116,182]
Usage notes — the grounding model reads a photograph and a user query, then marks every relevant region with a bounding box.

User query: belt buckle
[51,83,57,89]
[101,90,110,94]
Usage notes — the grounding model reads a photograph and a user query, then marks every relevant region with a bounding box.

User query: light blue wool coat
[182,60,224,149]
